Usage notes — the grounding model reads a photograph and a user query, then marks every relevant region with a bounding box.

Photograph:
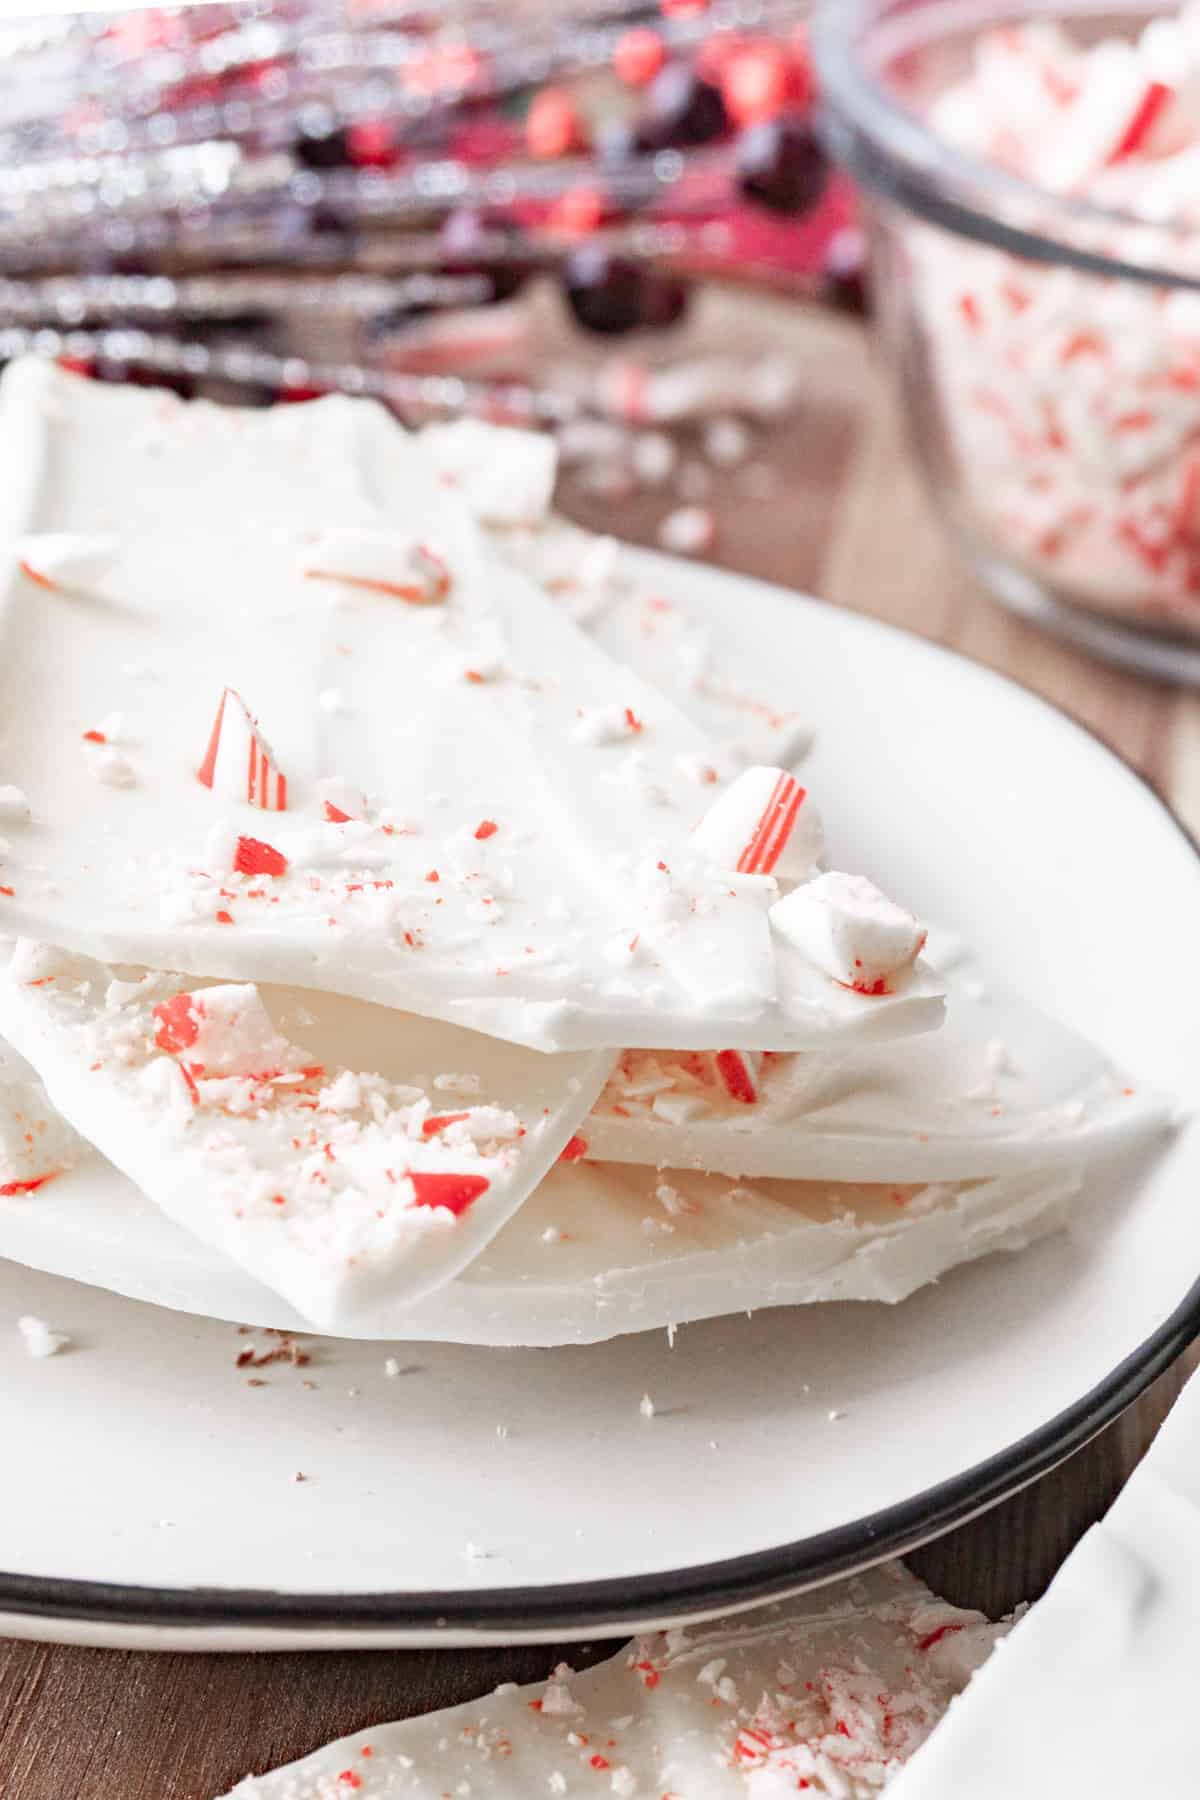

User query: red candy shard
[323,802,352,823]
[197,687,288,812]
[408,1172,490,1216]
[421,1112,470,1137]
[82,729,107,744]
[153,992,203,1054]
[714,1049,759,1105]
[558,1134,589,1162]
[234,835,289,878]
[0,1173,56,1197]
[736,773,807,876]
[19,559,56,591]
[474,819,499,841]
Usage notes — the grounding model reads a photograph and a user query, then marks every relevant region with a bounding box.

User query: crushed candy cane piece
[570,705,646,747]
[420,419,557,525]
[771,871,927,993]
[197,688,288,812]
[0,786,31,824]
[712,1049,761,1105]
[317,777,367,824]
[692,765,824,881]
[14,531,118,595]
[409,1171,491,1216]
[234,836,289,878]
[300,528,451,604]
[17,1314,69,1358]
[151,984,308,1079]
[85,746,136,788]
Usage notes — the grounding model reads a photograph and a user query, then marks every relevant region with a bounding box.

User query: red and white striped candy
[300,529,450,604]
[316,776,367,824]
[712,1048,762,1105]
[692,766,824,881]
[1033,44,1174,191]
[197,688,288,812]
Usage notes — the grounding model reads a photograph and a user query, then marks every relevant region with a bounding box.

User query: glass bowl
[813,0,1200,683]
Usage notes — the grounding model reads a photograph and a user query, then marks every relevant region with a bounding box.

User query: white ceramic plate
[2,548,1198,1650]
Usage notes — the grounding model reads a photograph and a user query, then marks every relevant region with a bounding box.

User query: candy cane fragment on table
[196,687,288,812]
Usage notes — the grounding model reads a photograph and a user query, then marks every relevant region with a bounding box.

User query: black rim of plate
[3,592,1200,1638]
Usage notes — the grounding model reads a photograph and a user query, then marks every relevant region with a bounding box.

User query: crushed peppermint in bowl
[815,0,1200,677]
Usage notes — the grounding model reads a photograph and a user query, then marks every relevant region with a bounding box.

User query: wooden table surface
[4,310,1198,1799]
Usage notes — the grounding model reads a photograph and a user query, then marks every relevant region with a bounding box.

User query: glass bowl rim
[811,0,1200,292]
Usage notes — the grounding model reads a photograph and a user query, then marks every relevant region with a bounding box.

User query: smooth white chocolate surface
[0,361,941,1054]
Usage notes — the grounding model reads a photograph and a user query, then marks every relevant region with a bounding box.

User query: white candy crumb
[495,1423,509,1439]
[0,785,30,824]
[317,688,347,715]
[17,1315,69,1358]
[548,1775,567,1796]
[384,1357,401,1378]
[639,1393,656,1419]
[541,1226,563,1245]
[697,1658,726,1686]
[631,431,677,485]
[611,1769,638,1797]
[433,1072,482,1095]
[462,1541,488,1561]
[540,1682,581,1717]
[828,1408,846,1423]
[657,505,715,556]
[88,747,137,788]
[715,1676,740,1705]
[703,416,751,465]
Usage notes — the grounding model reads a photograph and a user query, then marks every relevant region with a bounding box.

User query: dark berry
[736,116,828,215]
[95,357,194,399]
[639,63,727,150]
[439,209,530,304]
[562,246,647,335]
[293,119,351,170]
[822,227,871,316]
[640,270,690,330]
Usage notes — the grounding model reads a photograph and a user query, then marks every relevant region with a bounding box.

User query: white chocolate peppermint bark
[586,962,1171,1182]
[0,942,607,1327]
[222,1562,1004,1800]
[0,1057,1082,1346]
[0,361,941,1053]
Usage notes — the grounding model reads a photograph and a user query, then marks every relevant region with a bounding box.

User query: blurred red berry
[614,28,666,89]
[721,44,790,124]
[550,185,610,237]
[347,118,399,168]
[526,87,585,158]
